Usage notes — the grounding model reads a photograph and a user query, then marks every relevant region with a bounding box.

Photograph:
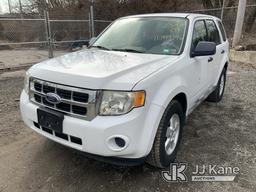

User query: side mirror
[89,37,97,46]
[191,41,216,57]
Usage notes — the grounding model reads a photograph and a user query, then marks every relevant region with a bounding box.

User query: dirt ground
[0,62,256,192]
[0,49,67,70]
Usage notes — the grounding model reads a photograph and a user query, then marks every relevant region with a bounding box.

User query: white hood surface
[30,49,179,90]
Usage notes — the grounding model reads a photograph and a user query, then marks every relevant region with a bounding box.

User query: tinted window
[217,20,227,41]
[206,20,221,45]
[192,20,207,48]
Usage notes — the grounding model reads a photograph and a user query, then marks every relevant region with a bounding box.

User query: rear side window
[205,20,221,45]
[192,20,207,48]
[217,20,227,41]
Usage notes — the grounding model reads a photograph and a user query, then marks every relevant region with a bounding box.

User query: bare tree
[245,0,256,32]
[201,0,214,9]
[201,0,237,9]
[27,0,89,18]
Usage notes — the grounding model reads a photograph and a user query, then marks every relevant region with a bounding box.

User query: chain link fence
[0,3,113,59]
[0,18,47,47]
[50,19,90,48]
[187,4,256,49]
[94,20,112,37]
[0,17,91,51]
[0,0,256,65]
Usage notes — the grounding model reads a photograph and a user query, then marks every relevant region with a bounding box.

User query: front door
[189,19,210,103]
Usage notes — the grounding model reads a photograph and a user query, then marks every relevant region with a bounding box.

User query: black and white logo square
[161,163,188,182]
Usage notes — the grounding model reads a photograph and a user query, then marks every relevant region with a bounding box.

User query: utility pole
[232,0,247,47]
[8,0,12,14]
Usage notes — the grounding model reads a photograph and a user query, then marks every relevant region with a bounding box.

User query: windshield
[91,17,188,55]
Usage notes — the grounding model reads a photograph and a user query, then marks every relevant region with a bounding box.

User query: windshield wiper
[111,48,145,53]
[91,46,145,53]
[90,45,110,51]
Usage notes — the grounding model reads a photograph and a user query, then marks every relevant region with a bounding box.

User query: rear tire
[146,100,185,168]
[206,68,227,102]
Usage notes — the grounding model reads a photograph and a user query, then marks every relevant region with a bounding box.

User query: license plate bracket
[37,108,64,133]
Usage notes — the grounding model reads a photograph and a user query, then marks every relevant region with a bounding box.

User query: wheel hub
[165,113,180,155]
[219,73,225,96]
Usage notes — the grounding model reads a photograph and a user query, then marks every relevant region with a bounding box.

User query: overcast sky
[0,0,30,14]
[0,0,9,14]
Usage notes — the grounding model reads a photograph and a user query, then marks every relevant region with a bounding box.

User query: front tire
[206,68,227,102]
[146,100,185,168]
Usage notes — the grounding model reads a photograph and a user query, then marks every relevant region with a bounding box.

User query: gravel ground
[0,62,255,192]
[0,49,67,70]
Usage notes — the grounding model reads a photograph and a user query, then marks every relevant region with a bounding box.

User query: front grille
[42,97,54,107]
[72,105,87,115]
[55,131,68,140]
[29,78,98,121]
[34,94,42,103]
[73,92,89,103]
[56,102,71,112]
[56,88,72,100]
[34,82,42,92]
[42,126,53,134]
[33,121,82,145]
[43,84,55,93]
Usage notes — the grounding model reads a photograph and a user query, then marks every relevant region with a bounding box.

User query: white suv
[20,13,229,168]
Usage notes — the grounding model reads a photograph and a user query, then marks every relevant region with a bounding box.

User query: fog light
[106,135,129,151]
[115,137,126,148]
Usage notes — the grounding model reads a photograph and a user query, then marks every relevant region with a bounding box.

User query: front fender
[151,75,188,111]
[133,75,189,156]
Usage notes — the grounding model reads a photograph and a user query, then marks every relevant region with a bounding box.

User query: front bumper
[20,90,164,159]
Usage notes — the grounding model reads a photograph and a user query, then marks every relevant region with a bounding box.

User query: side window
[217,20,227,41]
[205,20,221,45]
[192,20,207,48]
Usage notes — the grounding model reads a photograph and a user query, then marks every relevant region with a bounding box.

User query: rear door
[205,19,222,86]
[215,19,229,82]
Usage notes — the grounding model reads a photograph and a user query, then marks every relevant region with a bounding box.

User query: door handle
[208,57,213,62]
[221,50,225,54]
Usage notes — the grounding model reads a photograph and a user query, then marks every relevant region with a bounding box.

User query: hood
[29,49,179,90]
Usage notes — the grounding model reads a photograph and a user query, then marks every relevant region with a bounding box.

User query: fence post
[18,0,23,20]
[44,10,53,58]
[220,0,226,21]
[88,12,92,38]
[89,0,95,37]
[8,0,12,14]
[232,0,247,47]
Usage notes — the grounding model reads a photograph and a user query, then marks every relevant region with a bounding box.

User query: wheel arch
[137,75,190,157]
[152,85,189,117]
[143,91,188,156]
[224,61,228,70]
[172,92,188,116]
[214,59,229,86]
[145,93,187,167]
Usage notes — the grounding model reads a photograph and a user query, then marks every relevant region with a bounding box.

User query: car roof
[121,13,220,20]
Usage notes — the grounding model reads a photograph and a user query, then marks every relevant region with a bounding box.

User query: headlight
[24,72,30,94]
[99,91,145,115]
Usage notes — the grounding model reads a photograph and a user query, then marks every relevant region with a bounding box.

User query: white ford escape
[20,13,229,168]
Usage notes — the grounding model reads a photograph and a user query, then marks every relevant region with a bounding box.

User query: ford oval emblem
[45,93,61,104]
